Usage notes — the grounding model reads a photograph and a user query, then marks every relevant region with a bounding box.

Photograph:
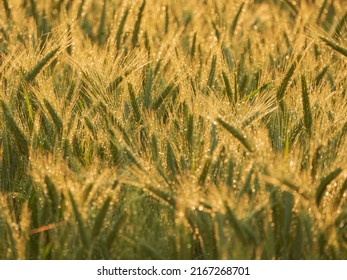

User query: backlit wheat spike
[152,82,175,110]
[222,71,234,104]
[320,36,347,58]
[301,75,312,136]
[165,5,169,34]
[333,11,347,41]
[316,168,342,207]
[276,60,296,103]
[132,0,146,48]
[29,0,39,24]
[128,83,141,123]
[207,55,217,88]
[68,191,90,248]
[198,158,211,186]
[97,0,107,45]
[1,100,29,157]
[2,0,11,20]
[217,118,254,152]
[190,32,197,58]
[106,213,127,247]
[77,0,87,19]
[316,0,328,25]
[44,176,60,217]
[230,2,245,37]
[25,47,60,82]
[116,8,130,50]
[92,196,111,237]
[44,99,63,134]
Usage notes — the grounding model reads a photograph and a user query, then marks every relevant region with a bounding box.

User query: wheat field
[0,0,346,259]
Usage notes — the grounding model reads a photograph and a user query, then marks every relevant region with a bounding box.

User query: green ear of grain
[29,0,39,24]
[77,0,86,19]
[210,123,217,155]
[106,213,126,247]
[145,185,176,207]
[97,0,107,45]
[152,83,175,110]
[143,69,153,109]
[224,203,247,244]
[207,55,217,88]
[43,99,63,134]
[165,5,169,34]
[315,66,328,86]
[167,142,179,176]
[316,0,328,24]
[44,175,59,216]
[276,60,296,102]
[333,11,347,41]
[128,83,142,123]
[238,167,253,198]
[132,0,146,48]
[283,191,294,240]
[217,118,254,152]
[84,116,96,138]
[116,8,129,50]
[320,36,347,58]
[190,32,197,58]
[284,0,298,16]
[23,88,34,122]
[25,47,60,82]
[198,158,211,186]
[222,71,233,104]
[316,168,343,207]
[230,2,245,37]
[151,134,159,162]
[92,196,111,238]
[124,148,143,170]
[107,76,123,93]
[187,114,194,152]
[301,75,312,136]
[138,241,164,259]
[334,178,347,209]
[68,191,90,248]
[3,0,11,20]
[1,100,29,157]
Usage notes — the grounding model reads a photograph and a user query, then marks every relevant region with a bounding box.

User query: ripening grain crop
[0,0,346,260]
